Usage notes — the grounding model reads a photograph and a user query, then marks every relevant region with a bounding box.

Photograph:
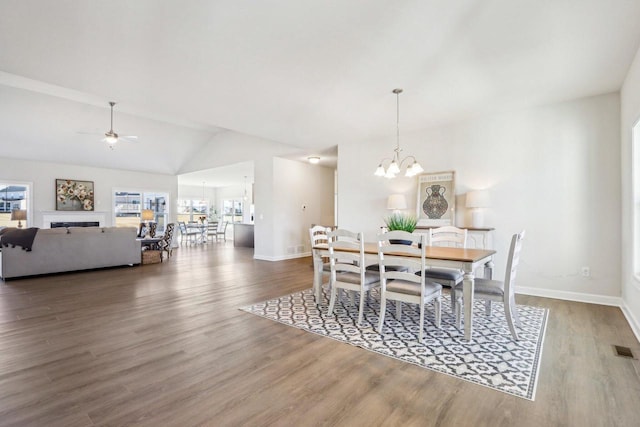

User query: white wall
[621,43,640,338]
[0,157,178,227]
[178,184,217,202]
[339,93,621,302]
[254,157,334,260]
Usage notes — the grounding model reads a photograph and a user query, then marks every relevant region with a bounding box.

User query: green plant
[384,213,417,233]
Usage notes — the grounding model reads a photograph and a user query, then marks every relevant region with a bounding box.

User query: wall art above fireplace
[55,179,94,211]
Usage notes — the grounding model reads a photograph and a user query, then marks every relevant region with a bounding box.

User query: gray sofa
[0,227,141,279]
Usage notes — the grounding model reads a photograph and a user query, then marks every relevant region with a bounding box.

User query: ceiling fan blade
[119,136,139,143]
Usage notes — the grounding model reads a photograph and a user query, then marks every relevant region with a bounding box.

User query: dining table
[312,242,496,342]
[186,222,207,244]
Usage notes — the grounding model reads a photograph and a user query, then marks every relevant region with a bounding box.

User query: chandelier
[374,88,423,178]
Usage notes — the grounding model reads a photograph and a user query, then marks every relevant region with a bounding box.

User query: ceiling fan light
[105,135,118,144]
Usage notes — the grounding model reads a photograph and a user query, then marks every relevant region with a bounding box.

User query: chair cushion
[386,280,442,296]
[336,271,380,285]
[417,268,463,282]
[453,278,504,297]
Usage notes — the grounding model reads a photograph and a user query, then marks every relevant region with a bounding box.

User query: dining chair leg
[419,304,425,343]
[510,294,522,327]
[377,296,387,334]
[503,298,519,340]
[435,296,442,328]
[485,300,492,316]
[450,291,456,315]
[357,290,366,326]
[328,286,338,317]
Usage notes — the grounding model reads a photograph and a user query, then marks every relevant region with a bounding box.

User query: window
[177,199,209,223]
[0,182,30,228]
[114,190,169,232]
[222,199,243,224]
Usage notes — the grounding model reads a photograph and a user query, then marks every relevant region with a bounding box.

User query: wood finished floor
[0,242,639,427]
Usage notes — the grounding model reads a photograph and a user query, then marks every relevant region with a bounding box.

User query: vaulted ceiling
[1,0,639,180]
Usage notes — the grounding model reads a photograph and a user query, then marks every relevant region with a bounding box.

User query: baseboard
[254,252,312,262]
[620,302,640,344]
[516,286,623,307]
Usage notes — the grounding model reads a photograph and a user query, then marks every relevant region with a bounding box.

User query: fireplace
[41,211,108,228]
[51,221,99,228]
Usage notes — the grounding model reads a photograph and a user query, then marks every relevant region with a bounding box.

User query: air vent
[613,345,635,359]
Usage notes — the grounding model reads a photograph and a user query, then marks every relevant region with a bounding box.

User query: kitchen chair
[378,230,442,343]
[327,229,381,326]
[158,223,176,260]
[309,225,332,302]
[453,230,525,340]
[215,221,228,241]
[178,221,199,245]
[206,221,218,243]
[418,226,467,314]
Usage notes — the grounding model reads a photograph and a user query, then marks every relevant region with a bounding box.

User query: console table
[415,226,494,249]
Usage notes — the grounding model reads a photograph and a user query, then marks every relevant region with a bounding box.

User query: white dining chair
[418,226,467,315]
[178,221,199,245]
[453,230,525,340]
[377,230,442,343]
[327,229,380,326]
[309,225,332,301]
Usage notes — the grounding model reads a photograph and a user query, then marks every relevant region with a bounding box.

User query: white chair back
[503,230,525,299]
[377,230,428,294]
[327,229,363,277]
[428,226,467,248]
[309,225,330,248]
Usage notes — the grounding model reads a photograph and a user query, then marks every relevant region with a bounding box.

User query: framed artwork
[416,171,455,226]
[55,179,94,211]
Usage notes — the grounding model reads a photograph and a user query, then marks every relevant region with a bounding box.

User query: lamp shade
[387,194,407,210]
[10,209,26,221]
[141,209,155,221]
[466,190,491,208]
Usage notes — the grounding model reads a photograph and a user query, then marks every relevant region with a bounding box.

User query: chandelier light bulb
[388,160,400,175]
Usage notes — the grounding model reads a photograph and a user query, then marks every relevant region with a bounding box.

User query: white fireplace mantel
[41,211,109,228]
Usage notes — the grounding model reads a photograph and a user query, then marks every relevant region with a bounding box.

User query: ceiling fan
[77,101,138,149]
[102,101,138,149]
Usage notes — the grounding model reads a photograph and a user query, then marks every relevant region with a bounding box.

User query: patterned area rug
[240,287,548,400]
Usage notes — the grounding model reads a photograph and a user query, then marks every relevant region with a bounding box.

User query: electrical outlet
[581,266,591,277]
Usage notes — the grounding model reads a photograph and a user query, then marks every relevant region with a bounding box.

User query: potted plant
[383,213,417,244]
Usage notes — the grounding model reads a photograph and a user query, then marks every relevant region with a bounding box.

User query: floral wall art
[55,179,94,211]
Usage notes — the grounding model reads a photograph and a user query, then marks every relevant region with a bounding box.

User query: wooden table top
[314,243,495,263]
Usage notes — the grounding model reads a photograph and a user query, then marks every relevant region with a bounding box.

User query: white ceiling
[1,0,639,183]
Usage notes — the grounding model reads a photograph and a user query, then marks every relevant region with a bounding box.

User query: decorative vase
[423,184,448,219]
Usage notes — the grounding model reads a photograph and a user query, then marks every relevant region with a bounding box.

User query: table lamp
[466,190,491,228]
[387,194,407,212]
[141,209,155,238]
[11,209,26,228]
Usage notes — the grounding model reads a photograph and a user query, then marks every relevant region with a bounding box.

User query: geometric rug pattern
[240,287,548,400]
